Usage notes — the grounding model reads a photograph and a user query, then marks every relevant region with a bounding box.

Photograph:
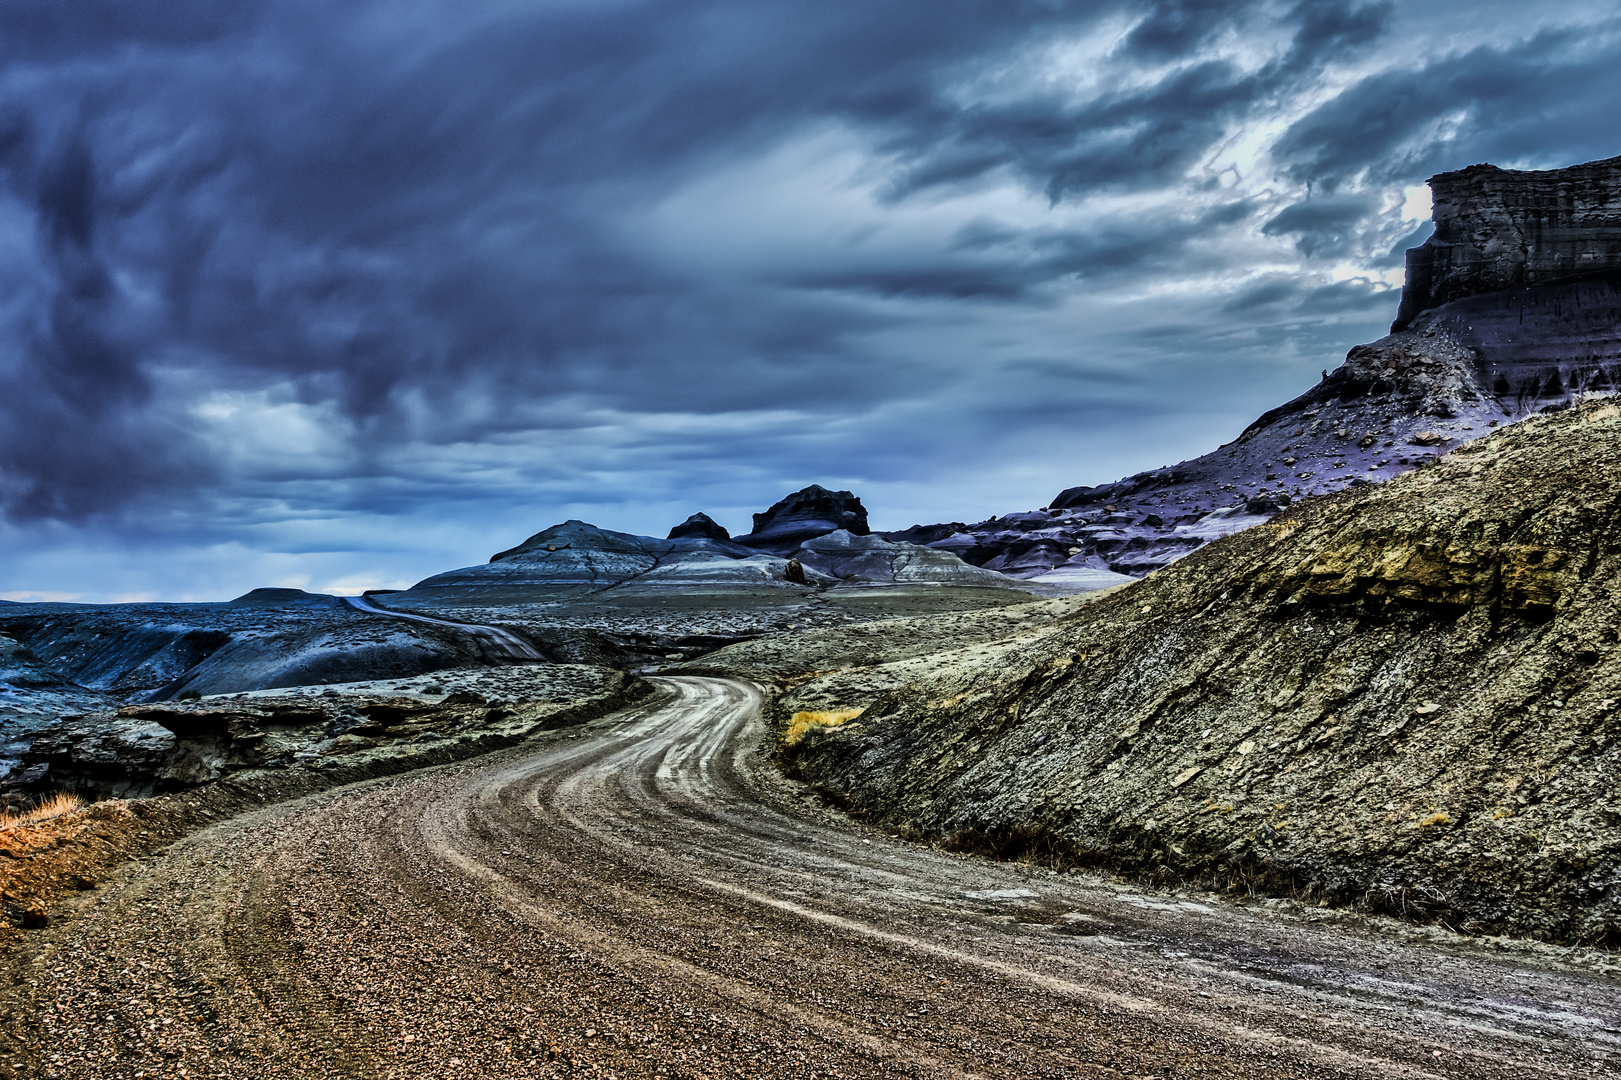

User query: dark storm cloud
[885,0,1391,202]
[0,0,1159,523]
[1261,192,1380,257]
[1,0,1619,600]
[790,199,1260,300]
[1274,26,1621,188]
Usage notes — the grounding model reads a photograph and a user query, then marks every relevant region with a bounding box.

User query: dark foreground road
[8,676,1619,1079]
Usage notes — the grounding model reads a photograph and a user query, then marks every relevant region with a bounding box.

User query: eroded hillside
[743,399,1621,943]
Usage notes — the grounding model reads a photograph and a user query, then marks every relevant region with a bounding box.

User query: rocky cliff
[889,154,1621,586]
[1394,154,1621,329]
[779,399,1621,942]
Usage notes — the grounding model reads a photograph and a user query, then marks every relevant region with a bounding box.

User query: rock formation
[0,601,476,705]
[887,154,1621,585]
[790,530,1034,589]
[667,512,732,542]
[1394,154,1621,328]
[777,399,1621,942]
[733,485,869,550]
[403,517,1030,600]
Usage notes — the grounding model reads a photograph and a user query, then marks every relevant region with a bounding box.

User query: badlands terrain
[2,156,1621,1077]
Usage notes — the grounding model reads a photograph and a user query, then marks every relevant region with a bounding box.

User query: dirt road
[8,676,1618,1078]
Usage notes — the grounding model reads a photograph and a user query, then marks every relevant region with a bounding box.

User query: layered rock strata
[1394,154,1621,328]
[407,518,1029,599]
[0,596,477,704]
[780,399,1621,942]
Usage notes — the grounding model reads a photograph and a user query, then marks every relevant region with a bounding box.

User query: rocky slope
[887,155,1621,586]
[759,399,1621,943]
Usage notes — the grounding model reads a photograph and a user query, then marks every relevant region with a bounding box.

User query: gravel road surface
[9,676,1619,1078]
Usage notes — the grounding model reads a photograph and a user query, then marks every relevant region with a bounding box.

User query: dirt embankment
[712,401,1621,944]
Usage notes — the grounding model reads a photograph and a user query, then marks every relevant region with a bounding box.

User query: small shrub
[783,708,864,747]
[176,689,202,701]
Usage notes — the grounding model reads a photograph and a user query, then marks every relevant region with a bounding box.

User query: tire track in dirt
[8,676,1618,1079]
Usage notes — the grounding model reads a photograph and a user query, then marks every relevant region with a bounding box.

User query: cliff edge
[1395,154,1621,329]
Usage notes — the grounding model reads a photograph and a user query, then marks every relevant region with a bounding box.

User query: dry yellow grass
[783,708,864,747]
[0,791,83,832]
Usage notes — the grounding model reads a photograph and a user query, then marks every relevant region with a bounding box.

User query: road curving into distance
[13,676,1619,1079]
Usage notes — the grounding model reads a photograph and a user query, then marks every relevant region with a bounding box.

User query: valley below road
[4,676,1617,1080]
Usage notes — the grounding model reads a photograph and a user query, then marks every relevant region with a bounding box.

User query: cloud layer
[4,0,1621,599]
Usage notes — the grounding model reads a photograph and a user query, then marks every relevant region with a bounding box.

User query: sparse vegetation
[783,708,864,747]
[0,791,82,831]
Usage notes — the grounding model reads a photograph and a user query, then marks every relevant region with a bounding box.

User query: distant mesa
[890,152,1621,584]
[390,484,1077,603]
[668,512,731,542]
[734,485,870,551]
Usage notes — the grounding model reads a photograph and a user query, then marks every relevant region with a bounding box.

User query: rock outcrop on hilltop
[733,485,870,551]
[887,154,1621,587]
[780,399,1621,942]
[667,513,732,542]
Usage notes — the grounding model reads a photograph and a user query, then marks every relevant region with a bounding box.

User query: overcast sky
[3,0,1620,601]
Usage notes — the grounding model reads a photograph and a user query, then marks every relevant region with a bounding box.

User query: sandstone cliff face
[1395,155,1621,329]
[779,400,1621,943]
[896,156,1621,585]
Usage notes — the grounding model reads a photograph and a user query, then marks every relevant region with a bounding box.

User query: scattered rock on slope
[782,398,1621,943]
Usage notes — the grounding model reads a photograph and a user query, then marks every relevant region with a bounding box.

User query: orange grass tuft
[0,791,83,832]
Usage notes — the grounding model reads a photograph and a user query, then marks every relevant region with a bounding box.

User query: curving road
[343,593,547,663]
[14,677,1619,1079]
